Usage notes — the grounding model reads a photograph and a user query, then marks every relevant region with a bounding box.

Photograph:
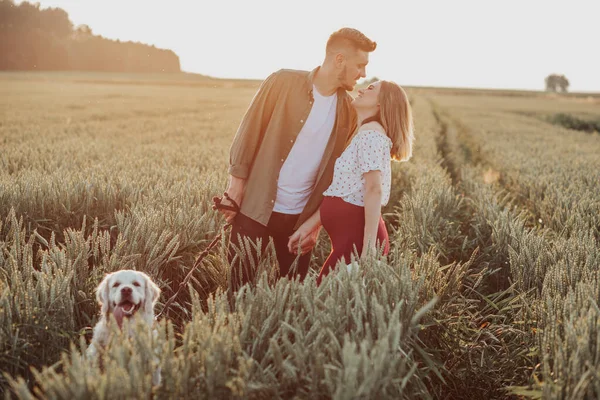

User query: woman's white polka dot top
[323,129,392,206]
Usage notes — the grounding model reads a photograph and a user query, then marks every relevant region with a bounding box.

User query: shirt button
[300,119,304,123]
[271,200,274,203]
[281,158,284,162]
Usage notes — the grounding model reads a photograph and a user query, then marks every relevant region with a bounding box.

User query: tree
[545,74,569,93]
[0,1,181,73]
[73,24,93,38]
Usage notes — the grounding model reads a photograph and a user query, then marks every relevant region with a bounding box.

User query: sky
[22,0,600,92]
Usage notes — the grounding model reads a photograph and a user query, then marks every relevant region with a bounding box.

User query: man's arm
[221,175,246,223]
[228,71,281,179]
[220,71,281,221]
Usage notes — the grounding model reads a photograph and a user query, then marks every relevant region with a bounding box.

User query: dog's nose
[121,287,132,295]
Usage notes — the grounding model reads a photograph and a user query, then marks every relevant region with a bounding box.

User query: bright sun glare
[17,0,600,92]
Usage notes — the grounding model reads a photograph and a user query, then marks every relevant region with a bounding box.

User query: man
[218,27,377,294]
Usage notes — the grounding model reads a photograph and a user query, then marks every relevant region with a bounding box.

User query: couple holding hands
[217,27,414,293]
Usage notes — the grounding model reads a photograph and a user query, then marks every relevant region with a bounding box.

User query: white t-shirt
[323,129,392,206]
[274,86,338,214]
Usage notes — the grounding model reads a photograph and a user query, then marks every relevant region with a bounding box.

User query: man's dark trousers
[227,212,311,295]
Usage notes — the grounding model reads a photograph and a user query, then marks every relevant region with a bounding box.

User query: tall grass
[1,73,599,399]
[429,96,600,398]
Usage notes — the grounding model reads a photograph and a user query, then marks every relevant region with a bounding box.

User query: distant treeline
[0,0,180,73]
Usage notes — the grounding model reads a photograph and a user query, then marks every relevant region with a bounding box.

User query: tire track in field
[425,98,600,400]
[428,99,542,230]
[427,98,484,265]
[431,104,460,186]
[420,98,536,399]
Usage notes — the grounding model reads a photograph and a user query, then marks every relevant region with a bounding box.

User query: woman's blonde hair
[375,81,414,162]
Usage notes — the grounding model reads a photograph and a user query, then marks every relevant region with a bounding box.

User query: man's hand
[288,225,320,255]
[219,176,246,223]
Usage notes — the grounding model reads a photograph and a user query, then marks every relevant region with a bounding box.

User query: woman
[287,80,414,285]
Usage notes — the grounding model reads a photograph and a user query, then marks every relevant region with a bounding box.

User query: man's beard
[338,66,354,91]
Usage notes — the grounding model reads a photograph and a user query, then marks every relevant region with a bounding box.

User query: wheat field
[1,72,599,399]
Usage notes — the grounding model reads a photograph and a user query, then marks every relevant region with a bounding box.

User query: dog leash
[156,193,240,319]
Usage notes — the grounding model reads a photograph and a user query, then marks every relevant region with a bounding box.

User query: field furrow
[2,74,599,399]
[428,94,600,399]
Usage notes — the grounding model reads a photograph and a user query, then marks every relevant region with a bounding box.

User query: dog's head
[96,270,161,327]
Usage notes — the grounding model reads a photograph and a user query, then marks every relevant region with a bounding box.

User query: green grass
[1,72,599,399]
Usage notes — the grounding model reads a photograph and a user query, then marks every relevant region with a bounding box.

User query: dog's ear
[143,273,161,315]
[96,273,112,314]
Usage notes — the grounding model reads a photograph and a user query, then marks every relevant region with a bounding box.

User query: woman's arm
[362,170,383,258]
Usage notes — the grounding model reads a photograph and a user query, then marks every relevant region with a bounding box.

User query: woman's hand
[288,224,319,255]
[288,208,321,255]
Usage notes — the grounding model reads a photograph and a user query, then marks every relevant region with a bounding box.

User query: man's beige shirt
[228,67,357,229]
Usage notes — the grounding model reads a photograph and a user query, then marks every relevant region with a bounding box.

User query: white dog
[87,269,162,385]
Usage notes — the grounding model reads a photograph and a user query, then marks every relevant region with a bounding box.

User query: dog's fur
[87,270,161,385]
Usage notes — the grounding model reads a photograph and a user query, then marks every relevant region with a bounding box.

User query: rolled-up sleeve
[228,71,281,179]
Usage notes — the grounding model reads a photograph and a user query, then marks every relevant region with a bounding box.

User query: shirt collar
[306,66,346,97]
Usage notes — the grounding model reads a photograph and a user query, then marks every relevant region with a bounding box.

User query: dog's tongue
[113,306,125,328]
[113,303,136,328]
